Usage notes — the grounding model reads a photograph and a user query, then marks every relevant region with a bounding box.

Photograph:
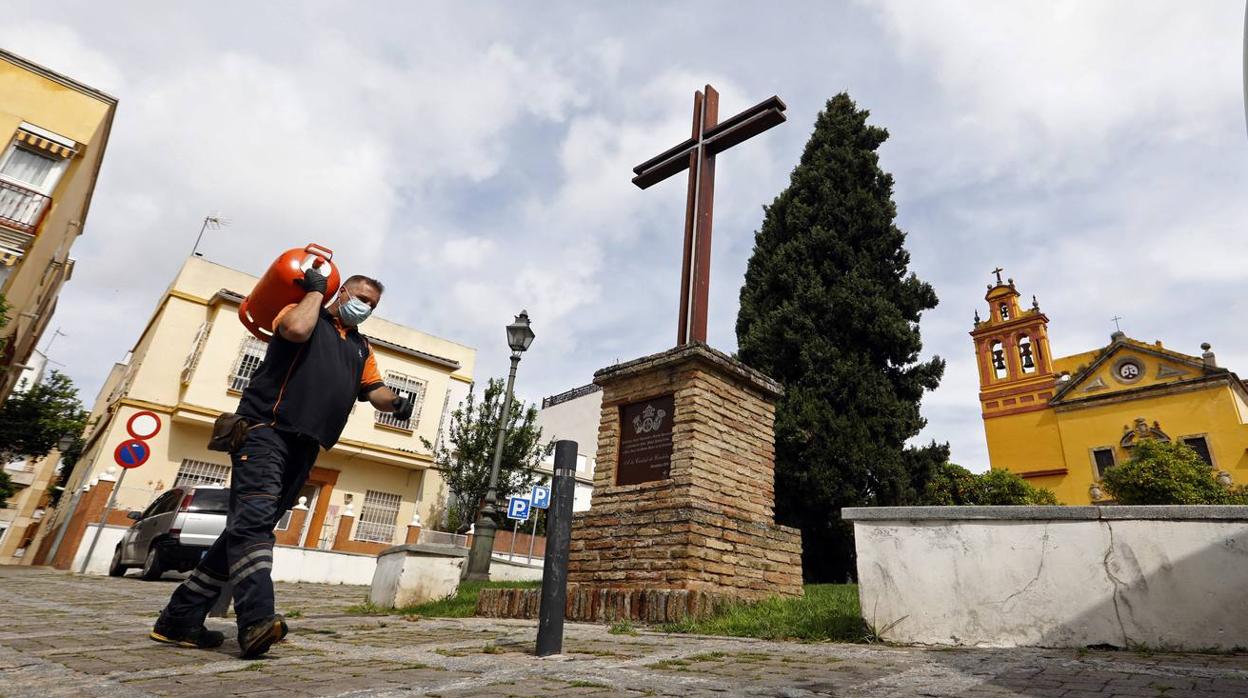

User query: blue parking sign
[530,485,551,510]
[506,496,531,521]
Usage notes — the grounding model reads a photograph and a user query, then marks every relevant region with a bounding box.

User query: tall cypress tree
[736,93,947,582]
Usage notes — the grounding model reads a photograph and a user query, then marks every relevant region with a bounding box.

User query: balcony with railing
[2,463,36,488]
[0,179,51,235]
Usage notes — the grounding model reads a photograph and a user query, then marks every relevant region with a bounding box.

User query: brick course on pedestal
[478,342,803,622]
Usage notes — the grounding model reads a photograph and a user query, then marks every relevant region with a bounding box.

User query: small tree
[0,469,12,510]
[1102,440,1247,505]
[422,378,551,531]
[0,370,89,465]
[922,463,1058,505]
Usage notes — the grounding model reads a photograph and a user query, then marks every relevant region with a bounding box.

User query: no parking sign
[113,440,150,469]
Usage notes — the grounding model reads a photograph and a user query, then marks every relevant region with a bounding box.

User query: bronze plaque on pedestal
[616,394,675,486]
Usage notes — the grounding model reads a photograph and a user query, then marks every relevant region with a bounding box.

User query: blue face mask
[338,290,373,326]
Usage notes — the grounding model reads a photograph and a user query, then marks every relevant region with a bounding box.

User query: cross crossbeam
[632,85,787,346]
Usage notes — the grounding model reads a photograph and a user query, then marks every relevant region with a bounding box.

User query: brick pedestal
[275,509,308,547]
[479,343,803,621]
[405,524,422,545]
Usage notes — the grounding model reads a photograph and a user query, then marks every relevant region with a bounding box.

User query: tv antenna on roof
[192,213,229,257]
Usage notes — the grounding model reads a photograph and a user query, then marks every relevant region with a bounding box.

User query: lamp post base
[464,515,498,581]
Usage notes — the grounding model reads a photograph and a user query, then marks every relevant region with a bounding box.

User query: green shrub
[922,463,1057,505]
[1102,440,1245,505]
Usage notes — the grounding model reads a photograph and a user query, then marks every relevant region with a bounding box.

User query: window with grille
[174,459,230,488]
[375,371,426,431]
[1182,436,1214,466]
[228,336,267,392]
[354,490,401,543]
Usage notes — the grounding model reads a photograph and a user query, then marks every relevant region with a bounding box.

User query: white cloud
[867,1,1243,185]
[440,237,497,269]
[0,20,125,92]
[9,2,1248,477]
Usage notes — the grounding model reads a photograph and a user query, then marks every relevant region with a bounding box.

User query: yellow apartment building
[33,256,475,571]
[0,350,55,564]
[0,48,116,400]
[972,272,1248,504]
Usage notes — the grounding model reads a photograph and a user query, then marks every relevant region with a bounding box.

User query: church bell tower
[971,269,1056,417]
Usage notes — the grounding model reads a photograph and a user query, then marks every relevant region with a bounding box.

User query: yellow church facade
[972,274,1248,504]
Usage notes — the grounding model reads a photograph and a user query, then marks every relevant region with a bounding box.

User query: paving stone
[3,565,1248,698]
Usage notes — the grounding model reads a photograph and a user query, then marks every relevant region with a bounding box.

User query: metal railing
[541,383,602,409]
[0,179,50,235]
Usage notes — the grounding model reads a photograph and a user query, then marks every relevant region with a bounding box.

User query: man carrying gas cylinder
[149,268,414,658]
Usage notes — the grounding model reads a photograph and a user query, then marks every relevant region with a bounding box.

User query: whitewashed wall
[77,528,376,586]
[846,506,1248,650]
[74,524,127,575]
[488,555,543,582]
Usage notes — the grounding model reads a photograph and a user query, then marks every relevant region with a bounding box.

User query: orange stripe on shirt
[361,347,382,391]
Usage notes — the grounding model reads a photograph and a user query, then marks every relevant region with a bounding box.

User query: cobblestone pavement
[3,566,1247,697]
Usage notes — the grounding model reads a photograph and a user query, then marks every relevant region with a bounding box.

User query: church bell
[1021,348,1035,370]
[992,348,1006,371]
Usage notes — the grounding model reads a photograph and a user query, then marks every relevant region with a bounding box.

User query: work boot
[239,614,285,658]
[150,618,225,649]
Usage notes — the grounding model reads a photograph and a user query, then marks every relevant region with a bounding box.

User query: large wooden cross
[633,84,787,346]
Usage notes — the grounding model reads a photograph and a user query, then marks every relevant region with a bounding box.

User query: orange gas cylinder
[239,244,341,341]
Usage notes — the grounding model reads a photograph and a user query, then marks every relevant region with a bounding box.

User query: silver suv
[109,485,229,580]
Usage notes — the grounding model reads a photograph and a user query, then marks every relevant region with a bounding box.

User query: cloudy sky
[6,1,1247,470]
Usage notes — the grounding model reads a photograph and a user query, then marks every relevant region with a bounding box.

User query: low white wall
[271,545,376,585]
[370,544,467,608]
[846,506,1248,650]
[74,524,128,575]
[489,556,543,582]
[76,528,375,586]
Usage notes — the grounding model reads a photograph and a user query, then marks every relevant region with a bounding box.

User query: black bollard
[536,439,577,656]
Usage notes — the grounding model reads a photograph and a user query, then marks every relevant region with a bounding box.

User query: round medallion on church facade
[1112,357,1144,384]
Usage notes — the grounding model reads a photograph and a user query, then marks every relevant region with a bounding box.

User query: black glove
[392,396,414,422]
[296,267,328,295]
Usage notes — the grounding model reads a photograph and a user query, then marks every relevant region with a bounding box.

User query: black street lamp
[465,310,534,581]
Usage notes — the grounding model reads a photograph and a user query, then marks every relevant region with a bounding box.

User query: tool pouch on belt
[208,413,251,453]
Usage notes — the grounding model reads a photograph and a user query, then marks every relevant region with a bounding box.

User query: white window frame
[0,142,68,195]
[354,490,401,544]
[375,371,426,431]
[174,459,230,488]
[228,336,268,392]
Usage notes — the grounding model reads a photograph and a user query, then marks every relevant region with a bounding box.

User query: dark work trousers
[159,427,320,632]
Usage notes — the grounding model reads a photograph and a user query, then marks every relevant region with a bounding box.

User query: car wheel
[140,546,164,581]
[108,545,127,577]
